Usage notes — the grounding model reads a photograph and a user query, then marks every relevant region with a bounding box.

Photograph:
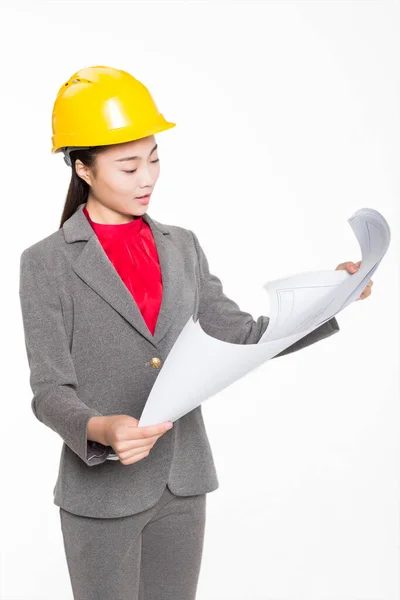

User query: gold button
[150,357,162,369]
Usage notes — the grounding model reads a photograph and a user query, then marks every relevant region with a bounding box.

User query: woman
[19,65,373,600]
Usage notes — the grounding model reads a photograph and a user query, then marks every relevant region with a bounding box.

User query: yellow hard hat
[51,65,176,159]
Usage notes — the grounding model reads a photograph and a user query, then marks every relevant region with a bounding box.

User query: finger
[129,421,173,438]
[123,430,168,451]
[347,262,359,273]
[356,289,371,300]
[357,281,373,299]
[120,449,151,465]
[118,440,152,454]
[118,434,160,451]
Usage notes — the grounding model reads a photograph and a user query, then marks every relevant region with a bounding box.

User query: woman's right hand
[102,415,173,465]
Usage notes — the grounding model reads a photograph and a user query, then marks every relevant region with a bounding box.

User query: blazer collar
[62,202,182,347]
[63,201,170,242]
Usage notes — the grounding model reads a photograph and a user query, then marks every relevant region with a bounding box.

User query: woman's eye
[124,158,159,174]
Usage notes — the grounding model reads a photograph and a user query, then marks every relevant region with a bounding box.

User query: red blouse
[83,204,162,336]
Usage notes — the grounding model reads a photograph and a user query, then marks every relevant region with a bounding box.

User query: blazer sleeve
[19,249,113,466]
[190,230,340,354]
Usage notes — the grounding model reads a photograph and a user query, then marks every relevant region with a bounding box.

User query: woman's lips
[136,194,150,205]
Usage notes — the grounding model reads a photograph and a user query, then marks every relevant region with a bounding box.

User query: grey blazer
[19,202,340,518]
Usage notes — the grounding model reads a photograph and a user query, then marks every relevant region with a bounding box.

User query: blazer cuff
[84,413,113,466]
[273,316,340,358]
[86,440,114,465]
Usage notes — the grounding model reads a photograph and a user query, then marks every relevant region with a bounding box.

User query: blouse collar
[83,204,144,238]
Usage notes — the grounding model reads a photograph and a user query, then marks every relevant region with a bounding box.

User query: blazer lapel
[63,202,183,348]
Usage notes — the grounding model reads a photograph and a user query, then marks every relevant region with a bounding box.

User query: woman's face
[75,135,160,222]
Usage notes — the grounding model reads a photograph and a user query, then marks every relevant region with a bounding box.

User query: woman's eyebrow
[114,143,158,162]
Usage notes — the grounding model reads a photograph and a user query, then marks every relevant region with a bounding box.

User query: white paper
[106,208,390,458]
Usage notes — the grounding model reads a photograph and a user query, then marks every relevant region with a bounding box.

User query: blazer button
[150,357,162,369]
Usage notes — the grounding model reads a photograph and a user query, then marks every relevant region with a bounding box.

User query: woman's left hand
[335,260,374,301]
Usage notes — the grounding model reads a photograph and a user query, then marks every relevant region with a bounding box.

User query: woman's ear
[75,159,93,186]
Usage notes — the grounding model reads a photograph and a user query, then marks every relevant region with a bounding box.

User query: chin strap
[62,146,91,167]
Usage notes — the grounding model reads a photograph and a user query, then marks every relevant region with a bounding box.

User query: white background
[2,1,399,599]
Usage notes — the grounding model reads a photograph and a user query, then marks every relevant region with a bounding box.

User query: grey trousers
[59,484,207,600]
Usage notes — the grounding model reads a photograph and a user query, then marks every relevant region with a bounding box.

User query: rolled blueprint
[133,208,390,430]
[104,207,389,461]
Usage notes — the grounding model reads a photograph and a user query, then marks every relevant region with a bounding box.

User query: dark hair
[59,146,111,229]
